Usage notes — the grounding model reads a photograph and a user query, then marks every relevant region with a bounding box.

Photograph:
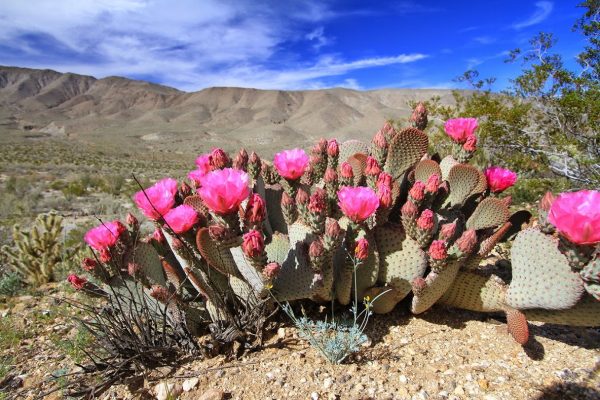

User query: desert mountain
[0,66,456,156]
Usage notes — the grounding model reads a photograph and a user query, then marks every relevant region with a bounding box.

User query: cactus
[2,212,79,286]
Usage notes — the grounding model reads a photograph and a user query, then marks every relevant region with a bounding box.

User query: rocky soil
[1,286,598,400]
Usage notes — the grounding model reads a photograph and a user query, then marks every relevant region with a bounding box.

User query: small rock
[154,382,181,400]
[399,375,408,384]
[478,379,489,390]
[323,377,333,389]
[484,395,498,400]
[453,386,465,396]
[266,372,275,382]
[311,392,319,400]
[438,390,449,399]
[215,370,225,378]
[277,327,286,339]
[182,377,199,392]
[198,388,226,400]
[398,387,410,397]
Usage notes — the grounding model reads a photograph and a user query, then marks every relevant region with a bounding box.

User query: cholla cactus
[2,212,79,286]
[72,102,600,349]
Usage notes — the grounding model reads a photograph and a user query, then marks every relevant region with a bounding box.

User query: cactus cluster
[2,212,79,285]
[71,104,600,347]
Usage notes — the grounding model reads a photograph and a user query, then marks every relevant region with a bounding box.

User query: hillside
[0,66,456,156]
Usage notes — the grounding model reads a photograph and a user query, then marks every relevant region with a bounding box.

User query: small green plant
[275,253,388,364]
[0,271,21,297]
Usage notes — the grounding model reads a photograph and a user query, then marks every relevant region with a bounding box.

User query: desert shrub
[0,271,21,297]
[508,177,572,205]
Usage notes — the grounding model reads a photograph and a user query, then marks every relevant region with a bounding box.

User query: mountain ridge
[0,66,457,156]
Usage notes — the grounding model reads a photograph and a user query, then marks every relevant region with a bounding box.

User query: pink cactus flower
[409,181,426,202]
[337,186,380,223]
[67,274,87,290]
[198,168,250,215]
[463,135,477,152]
[354,238,369,261]
[444,118,478,143]
[188,168,208,186]
[195,153,213,170]
[263,262,281,279]
[428,240,448,260]
[548,190,600,245]
[242,230,264,258]
[134,178,178,220]
[327,139,339,157]
[340,162,354,179]
[484,166,517,193]
[273,148,310,180]
[84,220,126,251]
[417,209,435,231]
[163,205,199,234]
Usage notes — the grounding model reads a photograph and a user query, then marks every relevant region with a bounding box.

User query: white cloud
[0,0,428,91]
[512,1,553,30]
[473,36,496,45]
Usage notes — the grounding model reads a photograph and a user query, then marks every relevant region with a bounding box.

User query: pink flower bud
[208,224,228,241]
[152,228,165,243]
[373,130,387,149]
[244,193,266,224]
[210,148,230,169]
[327,139,339,157]
[412,277,427,294]
[417,209,434,231]
[463,135,477,152]
[382,121,394,135]
[296,188,309,205]
[354,238,369,261]
[81,258,98,272]
[324,168,338,183]
[233,148,249,170]
[150,285,171,303]
[365,156,381,176]
[308,188,327,214]
[401,200,419,217]
[127,262,142,276]
[242,230,264,258]
[340,162,354,179]
[309,239,325,259]
[378,184,393,209]
[439,222,457,241]
[180,181,192,198]
[484,167,517,193]
[428,240,448,260]
[456,229,478,254]
[409,181,426,202]
[126,213,138,227]
[310,153,322,166]
[425,174,440,194]
[318,138,328,153]
[281,191,295,207]
[539,191,555,212]
[263,262,281,279]
[325,218,341,238]
[67,274,87,290]
[376,172,393,191]
[410,102,428,130]
[249,151,260,165]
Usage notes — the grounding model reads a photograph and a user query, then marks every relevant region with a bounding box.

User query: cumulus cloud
[512,1,553,30]
[0,0,427,91]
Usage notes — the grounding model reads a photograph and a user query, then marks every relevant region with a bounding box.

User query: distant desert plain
[0,66,457,158]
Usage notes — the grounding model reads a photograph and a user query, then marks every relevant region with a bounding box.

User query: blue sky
[0,1,588,92]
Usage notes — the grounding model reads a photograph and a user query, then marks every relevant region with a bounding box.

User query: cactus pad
[384,127,429,180]
[354,229,379,301]
[364,286,403,314]
[506,229,585,310]
[265,233,291,265]
[440,155,459,181]
[447,164,481,206]
[411,260,461,314]
[466,198,510,231]
[196,228,240,276]
[347,153,368,184]
[339,139,369,164]
[524,295,600,326]
[128,241,166,286]
[265,185,287,234]
[374,223,427,300]
[438,271,507,312]
[183,195,208,215]
[505,308,530,345]
[414,159,442,183]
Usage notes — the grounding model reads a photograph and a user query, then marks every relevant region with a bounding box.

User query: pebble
[453,385,465,396]
[182,377,199,392]
[277,327,286,339]
[198,388,226,400]
[323,377,333,389]
[311,392,319,400]
[154,382,181,400]
[399,375,408,384]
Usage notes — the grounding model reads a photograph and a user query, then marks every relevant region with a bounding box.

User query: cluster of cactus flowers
[70,103,600,347]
